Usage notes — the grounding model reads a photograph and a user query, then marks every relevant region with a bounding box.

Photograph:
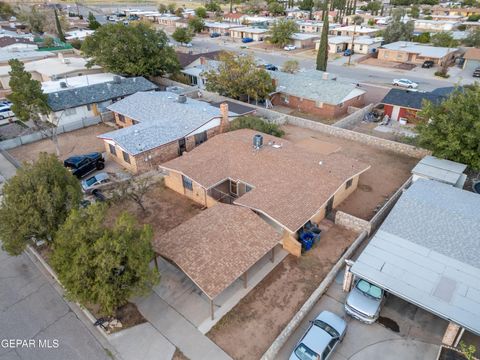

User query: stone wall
[335,211,372,234]
[332,103,374,129]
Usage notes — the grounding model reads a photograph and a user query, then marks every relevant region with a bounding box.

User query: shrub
[434,70,449,78]
[229,115,285,137]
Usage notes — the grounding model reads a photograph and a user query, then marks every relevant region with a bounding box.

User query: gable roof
[47,77,157,111]
[176,50,224,69]
[161,129,370,233]
[381,89,444,110]
[152,203,281,299]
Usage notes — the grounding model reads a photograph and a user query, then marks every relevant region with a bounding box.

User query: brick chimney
[219,102,229,133]
[199,56,206,65]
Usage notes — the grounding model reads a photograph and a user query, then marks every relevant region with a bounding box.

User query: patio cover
[152,203,281,300]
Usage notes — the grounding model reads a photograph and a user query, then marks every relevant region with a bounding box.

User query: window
[230,181,238,195]
[245,184,253,193]
[316,101,324,108]
[64,108,77,116]
[109,144,117,156]
[122,151,130,164]
[182,175,193,191]
[118,114,125,123]
[359,45,363,51]
[86,103,92,111]
[345,178,353,189]
[339,102,344,108]
[194,131,208,146]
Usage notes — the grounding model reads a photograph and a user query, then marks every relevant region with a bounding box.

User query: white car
[81,172,110,194]
[392,78,418,89]
[0,104,14,120]
[181,42,193,48]
[284,44,297,51]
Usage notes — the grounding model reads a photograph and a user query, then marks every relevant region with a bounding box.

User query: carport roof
[152,204,281,299]
[351,179,480,335]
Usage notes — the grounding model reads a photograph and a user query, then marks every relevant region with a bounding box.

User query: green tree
[413,32,430,43]
[267,19,298,47]
[206,2,221,12]
[43,36,55,47]
[268,2,285,15]
[282,59,300,73]
[383,8,414,44]
[416,85,480,170]
[229,115,285,137]
[188,16,205,33]
[464,28,480,47]
[0,153,82,256]
[409,5,420,18]
[81,22,179,76]
[195,6,207,18]
[19,7,46,33]
[365,1,381,14]
[175,7,184,17]
[54,9,66,42]
[316,1,329,71]
[459,341,477,360]
[205,52,275,103]
[51,204,159,316]
[299,0,315,18]
[431,32,458,47]
[352,14,363,25]
[158,4,168,13]
[87,11,101,30]
[168,3,176,13]
[0,1,14,20]
[172,27,193,44]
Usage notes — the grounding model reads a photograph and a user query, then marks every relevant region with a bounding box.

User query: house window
[194,131,208,146]
[122,151,130,164]
[339,102,344,108]
[245,184,253,192]
[230,181,238,195]
[118,114,125,123]
[87,103,92,111]
[346,178,353,189]
[64,108,76,116]
[109,144,117,156]
[182,175,193,191]
[316,101,324,108]
[359,45,363,51]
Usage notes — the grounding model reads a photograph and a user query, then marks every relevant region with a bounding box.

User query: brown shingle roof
[161,129,370,233]
[464,47,480,61]
[152,203,280,299]
[0,37,35,48]
[176,50,224,69]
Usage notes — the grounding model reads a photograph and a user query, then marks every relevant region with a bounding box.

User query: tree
[365,1,381,14]
[81,22,179,76]
[352,14,363,25]
[431,32,458,48]
[467,14,480,21]
[229,115,285,137]
[413,32,430,43]
[0,153,82,256]
[0,1,14,20]
[464,28,480,47]
[416,85,480,170]
[87,11,101,30]
[51,204,159,316]
[409,5,420,18]
[113,176,156,213]
[459,342,477,360]
[175,7,184,17]
[158,4,167,13]
[268,2,285,15]
[168,3,176,14]
[267,19,298,48]
[19,7,46,33]
[205,2,221,12]
[205,52,275,103]
[316,1,329,71]
[299,0,314,19]
[383,9,414,44]
[282,59,300,73]
[195,6,207,18]
[43,36,55,47]
[188,16,205,33]
[172,27,193,44]
[54,9,66,42]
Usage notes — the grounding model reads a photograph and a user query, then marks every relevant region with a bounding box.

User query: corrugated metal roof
[412,156,467,186]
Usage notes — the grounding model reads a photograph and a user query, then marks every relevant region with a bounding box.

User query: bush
[229,115,285,137]
[434,70,449,78]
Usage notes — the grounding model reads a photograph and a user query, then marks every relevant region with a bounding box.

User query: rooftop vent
[253,134,263,149]
[59,81,67,88]
[113,75,121,84]
[177,94,187,103]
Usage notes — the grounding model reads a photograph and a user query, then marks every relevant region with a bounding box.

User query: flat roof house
[316,36,383,54]
[351,179,480,341]
[160,129,370,256]
[329,25,381,37]
[229,26,268,41]
[411,156,467,188]
[377,41,458,66]
[0,36,37,51]
[98,92,240,173]
[269,70,366,119]
[289,33,320,49]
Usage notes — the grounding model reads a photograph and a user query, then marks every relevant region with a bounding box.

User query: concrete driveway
[277,270,443,360]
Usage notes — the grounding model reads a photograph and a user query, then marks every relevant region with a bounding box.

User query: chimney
[219,102,229,133]
[199,56,207,65]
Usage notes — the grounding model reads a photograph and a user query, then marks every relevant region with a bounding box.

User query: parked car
[290,311,346,360]
[92,189,107,202]
[473,67,480,78]
[180,42,192,47]
[284,44,297,51]
[343,49,354,56]
[264,64,278,71]
[422,60,434,68]
[64,152,105,178]
[345,279,385,324]
[81,172,110,194]
[242,37,253,43]
[0,105,14,120]
[392,78,418,89]
[210,32,221,38]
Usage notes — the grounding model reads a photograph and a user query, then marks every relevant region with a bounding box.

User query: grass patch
[229,115,285,137]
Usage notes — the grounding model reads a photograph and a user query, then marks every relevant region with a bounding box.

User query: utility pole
[347,21,356,66]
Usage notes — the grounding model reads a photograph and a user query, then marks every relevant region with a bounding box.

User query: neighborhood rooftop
[161,129,370,233]
[153,203,281,300]
[98,91,238,155]
[47,77,157,111]
[381,41,459,59]
[351,179,480,335]
[381,88,445,109]
[412,155,467,187]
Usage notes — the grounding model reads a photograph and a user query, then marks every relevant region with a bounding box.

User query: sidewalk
[134,291,232,360]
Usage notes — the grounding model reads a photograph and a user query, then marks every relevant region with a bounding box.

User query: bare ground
[207,222,358,360]
[8,123,113,163]
[282,124,418,220]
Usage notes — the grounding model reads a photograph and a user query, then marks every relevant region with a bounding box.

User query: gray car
[81,172,110,194]
[290,311,347,360]
[345,279,385,324]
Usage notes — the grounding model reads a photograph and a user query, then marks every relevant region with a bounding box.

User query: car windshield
[85,176,98,186]
[294,343,319,360]
[356,279,382,299]
[313,320,339,338]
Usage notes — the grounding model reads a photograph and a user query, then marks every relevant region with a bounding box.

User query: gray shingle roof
[381,88,444,109]
[99,92,238,155]
[47,77,158,111]
[269,70,364,105]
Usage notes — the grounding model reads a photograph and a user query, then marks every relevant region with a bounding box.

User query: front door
[325,196,334,217]
[178,138,187,156]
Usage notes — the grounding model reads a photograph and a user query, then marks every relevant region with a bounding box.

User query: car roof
[300,323,331,356]
[92,172,109,181]
[315,311,347,334]
[65,152,100,164]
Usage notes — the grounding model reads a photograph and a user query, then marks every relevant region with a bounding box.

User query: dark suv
[64,152,105,178]
[422,60,434,68]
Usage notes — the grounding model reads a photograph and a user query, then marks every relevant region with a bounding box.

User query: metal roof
[412,156,467,186]
[351,180,480,335]
[381,41,458,59]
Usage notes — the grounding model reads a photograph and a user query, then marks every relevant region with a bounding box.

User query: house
[414,20,461,32]
[462,47,480,73]
[157,15,182,27]
[411,156,467,188]
[65,29,95,41]
[98,92,241,173]
[329,25,381,37]
[269,70,366,118]
[316,36,383,54]
[0,54,102,91]
[431,6,480,18]
[176,50,224,69]
[349,179,480,342]
[180,57,220,89]
[0,36,37,51]
[380,88,445,122]
[289,33,320,48]
[0,49,54,66]
[160,129,370,256]
[296,20,325,33]
[229,26,268,41]
[377,41,458,65]
[431,14,465,22]
[204,22,243,35]
[45,76,157,126]
[222,12,246,24]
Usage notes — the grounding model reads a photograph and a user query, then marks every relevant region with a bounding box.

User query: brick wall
[332,104,374,129]
[335,211,372,234]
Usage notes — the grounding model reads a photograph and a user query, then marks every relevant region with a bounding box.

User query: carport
[152,203,281,320]
[347,179,480,345]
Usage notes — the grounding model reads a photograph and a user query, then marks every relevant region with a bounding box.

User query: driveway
[277,270,444,360]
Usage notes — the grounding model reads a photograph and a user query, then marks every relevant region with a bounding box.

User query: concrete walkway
[134,292,232,360]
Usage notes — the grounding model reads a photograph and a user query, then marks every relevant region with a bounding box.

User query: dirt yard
[207,222,358,360]
[8,123,112,163]
[282,124,418,220]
